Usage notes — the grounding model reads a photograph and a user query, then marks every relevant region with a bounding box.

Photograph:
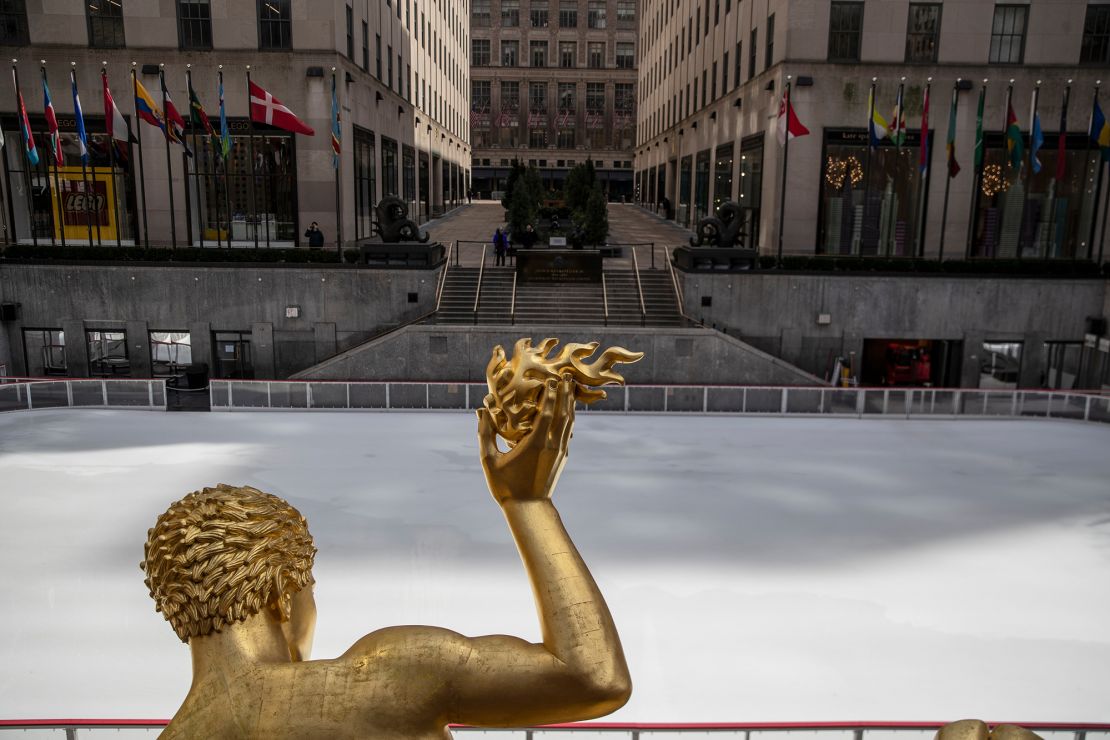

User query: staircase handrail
[510,270,518,326]
[434,255,450,313]
[631,246,647,326]
[472,243,487,324]
[666,247,701,326]
[601,273,610,326]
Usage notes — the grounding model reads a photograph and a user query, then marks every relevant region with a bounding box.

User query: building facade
[469,0,638,200]
[0,0,471,248]
[634,0,1110,260]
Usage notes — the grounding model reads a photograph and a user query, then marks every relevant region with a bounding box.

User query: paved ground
[424,201,693,268]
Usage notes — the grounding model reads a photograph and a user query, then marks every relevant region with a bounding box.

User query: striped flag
[70,70,89,164]
[103,71,130,143]
[42,74,63,166]
[13,69,39,166]
[1055,88,1068,182]
[889,84,906,148]
[1030,111,1044,175]
[1006,101,1023,169]
[331,73,341,169]
[945,85,960,178]
[868,86,889,148]
[160,74,191,155]
[218,74,231,159]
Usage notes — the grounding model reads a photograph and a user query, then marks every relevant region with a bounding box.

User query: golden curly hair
[141,484,317,643]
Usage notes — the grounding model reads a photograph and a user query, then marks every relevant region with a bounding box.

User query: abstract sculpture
[690,200,745,248]
[142,338,640,739]
[373,195,430,243]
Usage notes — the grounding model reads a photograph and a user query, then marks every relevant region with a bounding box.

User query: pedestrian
[493,227,507,266]
[304,222,325,249]
[467,189,473,204]
[519,223,538,250]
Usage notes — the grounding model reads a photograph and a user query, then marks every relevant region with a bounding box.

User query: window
[560,41,577,68]
[721,52,729,95]
[0,0,27,45]
[748,27,757,79]
[765,13,774,68]
[734,41,741,88]
[87,0,125,49]
[617,0,635,24]
[87,330,130,377]
[616,42,634,69]
[558,129,575,148]
[558,82,576,112]
[586,82,605,114]
[906,3,941,63]
[530,39,548,67]
[388,45,394,88]
[989,5,1026,64]
[980,342,1022,389]
[212,331,253,380]
[502,0,519,26]
[588,0,607,29]
[588,41,605,68]
[346,5,354,58]
[531,0,549,27]
[472,38,491,66]
[150,332,192,377]
[258,0,291,50]
[353,127,376,241]
[473,80,492,111]
[362,20,369,70]
[529,129,547,148]
[828,2,864,61]
[1081,4,1110,64]
[403,145,416,203]
[177,0,212,50]
[530,82,548,113]
[501,39,519,66]
[472,0,490,26]
[559,1,577,27]
[376,33,383,77]
[381,136,398,196]
[22,329,66,376]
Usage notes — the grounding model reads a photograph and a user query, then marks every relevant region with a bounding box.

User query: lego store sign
[51,167,118,242]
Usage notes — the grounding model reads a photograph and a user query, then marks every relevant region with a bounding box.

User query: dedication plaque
[517,249,603,283]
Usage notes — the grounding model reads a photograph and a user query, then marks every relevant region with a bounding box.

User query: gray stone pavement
[424,201,693,268]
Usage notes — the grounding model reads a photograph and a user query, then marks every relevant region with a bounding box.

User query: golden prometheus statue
[142,338,642,739]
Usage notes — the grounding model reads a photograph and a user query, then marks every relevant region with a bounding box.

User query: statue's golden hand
[477,375,576,504]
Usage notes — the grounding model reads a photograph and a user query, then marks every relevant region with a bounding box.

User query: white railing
[206,381,1110,424]
[0,378,167,413]
[1,720,1106,739]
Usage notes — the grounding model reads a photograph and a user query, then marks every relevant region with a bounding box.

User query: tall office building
[0,0,471,247]
[469,0,638,200]
[635,0,1110,259]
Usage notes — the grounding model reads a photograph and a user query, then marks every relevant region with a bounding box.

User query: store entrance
[860,339,963,388]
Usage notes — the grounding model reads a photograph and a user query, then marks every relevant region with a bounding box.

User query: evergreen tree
[564,159,598,215]
[581,184,609,246]
[505,164,543,238]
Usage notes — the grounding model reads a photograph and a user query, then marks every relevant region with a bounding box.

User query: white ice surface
[1,410,1109,723]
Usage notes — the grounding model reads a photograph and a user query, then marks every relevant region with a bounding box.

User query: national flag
[888,85,906,148]
[188,76,219,151]
[973,86,986,171]
[218,75,231,159]
[868,87,889,148]
[249,80,315,136]
[1005,101,1023,169]
[331,74,341,169]
[1030,111,1044,175]
[945,87,960,178]
[1055,90,1067,182]
[42,75,62,166]
[775,88,809,146]
[160,75,191,155]
[135,76,169,136]
[1091,98,1110,162]
[70,71,88,164]
[16,83,38,166]
[918,85,929,174]
[103,71,130,144]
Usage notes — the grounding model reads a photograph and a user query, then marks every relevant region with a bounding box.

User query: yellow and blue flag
[868,87,888,149]
[1091,98,1110,162]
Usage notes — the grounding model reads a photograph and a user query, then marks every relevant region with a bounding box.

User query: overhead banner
[50,166,118,242]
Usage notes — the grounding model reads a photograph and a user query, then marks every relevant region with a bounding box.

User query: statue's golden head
[141,484,317,643]
[484,338,643,447]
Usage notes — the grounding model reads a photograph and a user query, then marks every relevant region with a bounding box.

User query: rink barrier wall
[0,378,166,412]
[1,720,1109,739]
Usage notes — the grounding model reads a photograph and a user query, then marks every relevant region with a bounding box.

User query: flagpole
[1019,81,1040,261]
[890,77,904,257]
[158,66,178,249]
[938,80,958,261]
[915,78,930,258]
[862,78,876,257]
[40,62,62,247]
[131,64,150,248]
[185,67,206,249]
[333,68,342,260]
[70,64,98,247]
[1046,81,1070,260]
[101,64,122,248]
[1098,164,1109,263]
[11,61,38,248]
[776,76,792,267]
[966,80,987,258]
[246,66,259,249]
[1088,82,1105,260]
[219,67,232,249]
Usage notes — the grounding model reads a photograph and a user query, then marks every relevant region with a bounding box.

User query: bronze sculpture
[142,339,641,739]
[373,195,430,243]
[690,200,746,248]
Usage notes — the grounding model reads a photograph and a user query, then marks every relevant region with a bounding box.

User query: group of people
[492,224,538,266]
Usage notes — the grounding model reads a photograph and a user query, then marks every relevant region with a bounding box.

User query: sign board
[1085,334,1099,349]
[548,236,567,247]
[517,249,603,284]
[50,166,118,242]
[1099,338,1110,353]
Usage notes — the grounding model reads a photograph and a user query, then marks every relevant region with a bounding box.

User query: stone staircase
[432,264,686,326]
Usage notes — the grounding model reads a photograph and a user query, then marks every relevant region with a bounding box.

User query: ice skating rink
[1,409,1109,723]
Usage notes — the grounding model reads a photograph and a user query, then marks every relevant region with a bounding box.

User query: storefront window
[86,330,130,377]
[22,328,65,376]
[380,136,398,196]
[150,331,192,377]
[714,143,734,210]
[1043,341,1083,390]
[980,341,1022,389]
[970,133,1101,259]
[212,330,253,379]
[402,144,416,210]
[679,155,692,227]
[739,135,764,244]
[656,166,667,214]
[353,127,376,240]
[818,129,929,256]
[694,149,711,223]
[4,115,139,245]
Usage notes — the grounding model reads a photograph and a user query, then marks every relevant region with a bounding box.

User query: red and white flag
[249,80,314,136]
[776,89,809,146]
[102,71,130,143]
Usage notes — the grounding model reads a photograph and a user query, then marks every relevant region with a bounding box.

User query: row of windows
[472,39,633,68]
[471,80,634,115]
[472,0,634,30]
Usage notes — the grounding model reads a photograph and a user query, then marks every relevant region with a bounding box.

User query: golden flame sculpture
[483,338,644,447]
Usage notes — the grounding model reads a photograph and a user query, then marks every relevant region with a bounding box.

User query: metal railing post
[385,383,391,410]
[703,385,708,413]
[26,383,32,410]
[781,388,789,414]
[101,380,108,407]
[148,381,154,408]
[1085,395,1092,421]
[66,381,73,407]
[631,247,646,326]
[307,383,314,410]
[473,245,487,325]
[511,271,518,325]
[228,381,234,410]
